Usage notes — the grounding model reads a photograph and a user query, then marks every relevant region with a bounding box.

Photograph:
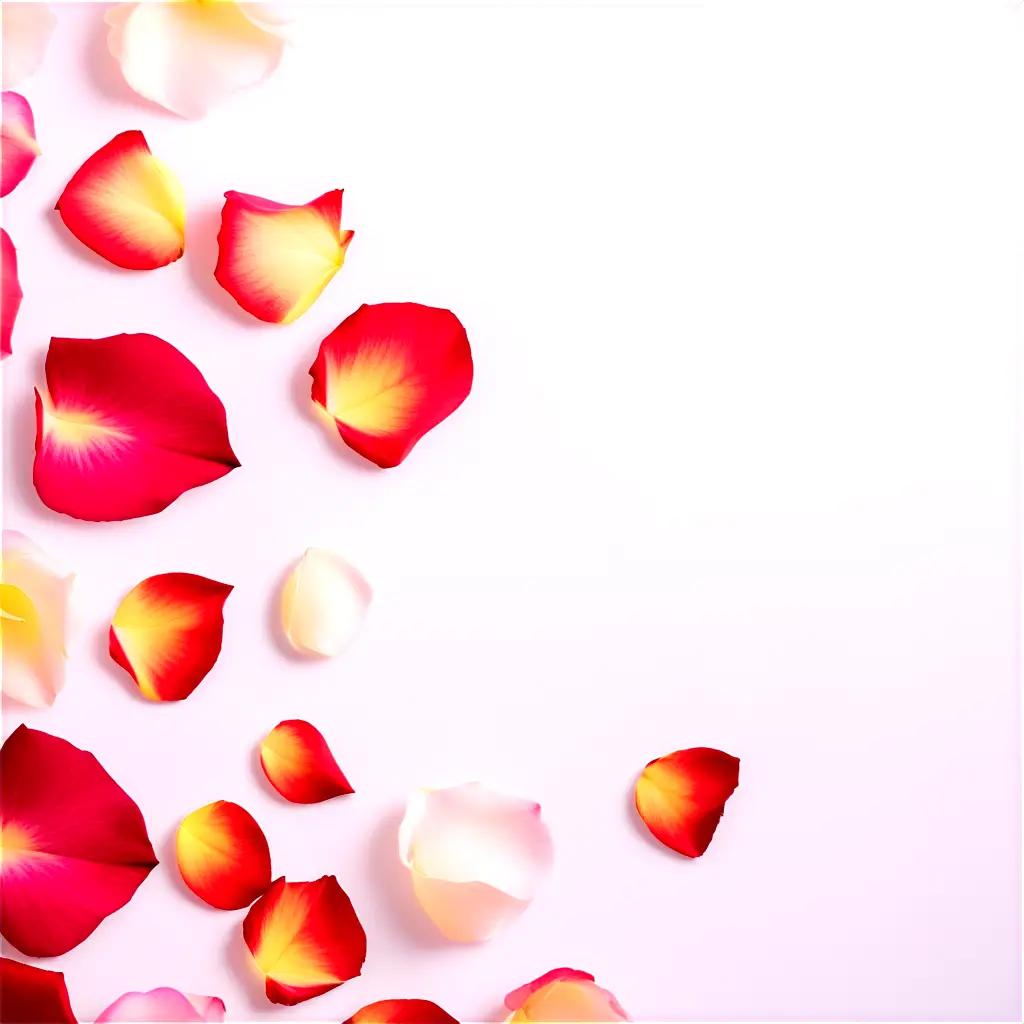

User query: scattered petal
[0,958,77,1024]
[0,726,158,957]
[280,548,370,657]
[109,572,232,702]
[97,988,225,1023]
[215,189,353,324]
[33,332,240,521]
[398,783,553,942]
[343,1000,459,1024]
[1,227,22,359]
[2,3,56,88]
[260,720,354,804]
[505,969,629,1023]
[55,131,185,269]
[1,530,73,708]
[243,876,367,1006]
[105,2,285,119]
[2,91,40,196]
[309,303,474,468]
[176,801,270,911]
[634,747,740,857]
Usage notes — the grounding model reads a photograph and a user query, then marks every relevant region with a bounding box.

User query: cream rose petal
[399,783,554,942]
[280,548,371,657]
[2,3,56,88]
[1,531,73,708]
[105,1,285,119]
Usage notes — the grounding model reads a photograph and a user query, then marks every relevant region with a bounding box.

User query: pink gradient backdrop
[2,2,1020,1020]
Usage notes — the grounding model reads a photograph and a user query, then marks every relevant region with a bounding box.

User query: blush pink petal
[96,988,226,1023]
[505,969,629,1023]
[399,783,553,942]
[2,91,40,196]
[105,2,285,119]
[2,227,23,359]
[2,3,56,88]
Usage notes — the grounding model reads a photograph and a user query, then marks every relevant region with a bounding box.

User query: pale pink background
[1,1,1021,1021]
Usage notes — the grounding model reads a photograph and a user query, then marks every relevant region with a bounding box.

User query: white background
[2,1,1021,1020]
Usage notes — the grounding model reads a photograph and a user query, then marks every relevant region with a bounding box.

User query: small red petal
[634,747,740,857]
[2,91,40,197]
[309,302,473,468]
[242,876,366,1006]
[343,999,459,1024]
[33,333,240,521]
[0,726,158,957]
[176,801,271,910]
[0,958,77,1024]
[1,227,22,359]
[214,189,353,323]
[259,720,354,804]
[109,573,232,702]
[55,130,185,270]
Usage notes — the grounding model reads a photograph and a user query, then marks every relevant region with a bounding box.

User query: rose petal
[260,720,354,804]
[176,801,270,910]
[309,303,474,468]
[0,726,158,956]
[214,189,353,324]
[33,332,240,521]
[2,3,56,88]
[634,747,741,857]
[343,1000,459,1024]
[2,91,40,197]
[105,2,284,120]
[1,530,73,708]
[505,969,629,1023]
[398,783,553,942]
[280,548,371,657]
[55,130,184,270]
[242,875,367,1006]
[109,572,232,702]
[96,988,225,1024]
[1,226,22,359]
[0,957,77,1024]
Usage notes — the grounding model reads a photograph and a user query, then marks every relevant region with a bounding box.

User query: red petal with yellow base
[176,801,271,910]
[309,303,473,468]
[0,726,158,957]
[634,747,740,857]
[33,333,240,521]
[343,1000,459,1024]
[242,876,366,1006]
[505,969,629,1023]
[109,572,232,701]
[55,131,185,269]
[259,720,353,804]
[214,189,353,323]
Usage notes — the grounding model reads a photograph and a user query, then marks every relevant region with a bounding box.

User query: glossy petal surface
[96,989,225,1023]
[1,227,22,359]
[2,91,40,196]
[55,131,185,270]
[215,189,353,323]
[399,783,553,942]
[0,726,158,957]
[634,747,741,857]
[109,573,232,701]
[505,969,629,1023]
[309,303,473,468]
[33,333,239,521]
[243,876,366,1006]
[0,958,76,1024]
[260,720,353,804]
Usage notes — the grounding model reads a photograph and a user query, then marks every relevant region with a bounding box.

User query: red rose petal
[33,333,240,521]
[2,91,40,197]
[109,572,232,701]
[259,720,354,804]
[343,1000,459,1024]
[55,130,185,270]
[1,227,22,359]
[176,801,271,910]
[0,726,158,957]
[214,189,353,323]
[242,876,367,1006]
[634,747,740,857]
[0,958,77,1024]
[309,302,473,468]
